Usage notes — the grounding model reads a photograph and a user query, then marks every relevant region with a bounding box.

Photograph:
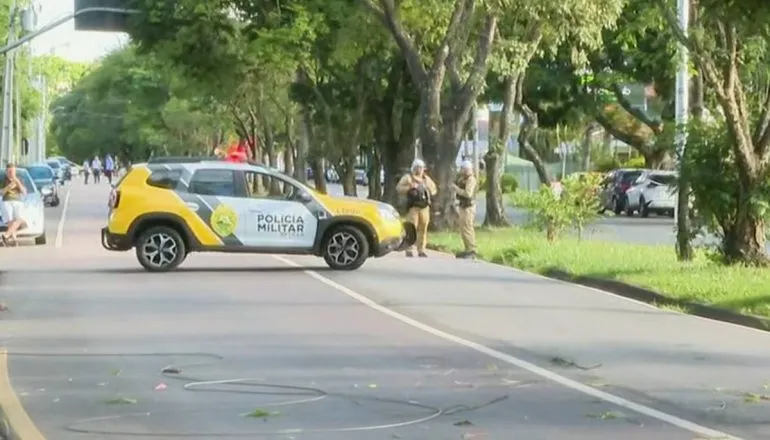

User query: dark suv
[599,168,646,214]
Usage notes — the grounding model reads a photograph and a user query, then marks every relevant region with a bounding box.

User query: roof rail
[147,156,222,164]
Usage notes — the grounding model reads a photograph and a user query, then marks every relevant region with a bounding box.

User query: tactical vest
[455,176,473,208]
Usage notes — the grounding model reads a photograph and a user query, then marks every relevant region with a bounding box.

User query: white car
[0,168,47,245]
[625,170,677,217]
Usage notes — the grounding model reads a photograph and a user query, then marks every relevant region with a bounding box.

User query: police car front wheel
[136,226,187,272]
[322,225,369,270]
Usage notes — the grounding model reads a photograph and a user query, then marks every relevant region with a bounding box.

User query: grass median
[429,227,770,318]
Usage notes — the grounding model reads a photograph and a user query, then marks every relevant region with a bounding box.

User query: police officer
[453,160,477,259]
[396,159,437,257]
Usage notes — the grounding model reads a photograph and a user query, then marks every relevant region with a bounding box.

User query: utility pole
[14,52,21,162]
[1,0,18,164]
[674,0,692,260]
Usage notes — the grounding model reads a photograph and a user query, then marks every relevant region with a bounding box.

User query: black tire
[50,196,60,207]
[34,234,46,245]
[322,225,369,271]
[639,197,650,218]
[612,196,625,215]
[625,203,635,216]
[135,226,187,272]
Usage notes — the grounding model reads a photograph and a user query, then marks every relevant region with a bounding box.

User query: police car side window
[244,171,297,200]
[189,169,236,197]
[146,169,182,189]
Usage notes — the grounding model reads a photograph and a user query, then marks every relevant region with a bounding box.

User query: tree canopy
[44,0,770,264]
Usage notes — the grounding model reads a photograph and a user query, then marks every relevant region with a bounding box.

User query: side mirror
[646,181,657,188]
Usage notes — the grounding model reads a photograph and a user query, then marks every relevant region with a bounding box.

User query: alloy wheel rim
[327,231,360,266]
[141,233,178,268]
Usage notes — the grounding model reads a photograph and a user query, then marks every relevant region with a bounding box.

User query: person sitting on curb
[396,159,437,258]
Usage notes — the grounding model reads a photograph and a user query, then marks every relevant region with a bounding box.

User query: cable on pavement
[7,351,509,437]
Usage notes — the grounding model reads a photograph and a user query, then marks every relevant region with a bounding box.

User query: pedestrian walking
[91,156,102,183]
[0,163,27,246]
[82,159,91,184]
[104,154,115,184]
[396,159,437,258]
[453,160,477,259]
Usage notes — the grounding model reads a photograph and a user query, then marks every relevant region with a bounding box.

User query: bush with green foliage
[511,174,603,241]
[622,156,646,168]
[501,173,519,193]
[477,172,518,194]
[684,119,770,259]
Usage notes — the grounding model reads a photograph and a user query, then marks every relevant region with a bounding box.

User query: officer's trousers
[458,205,476,252]
[406,206,430,253]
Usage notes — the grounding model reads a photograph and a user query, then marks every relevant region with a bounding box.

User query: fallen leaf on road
[454,420,473,426]
[453,380,475,388]
[110,369,121,376]
[245,408,280,418]
[162,367,181,374]
[587,411,625,420]
[368,384,378,388]
[462,432,487,439]
[486,364,498,371]
[97,382,107,387]
[154,383,167,391]
[52,398,60,403]
[743,393,770,403]
[105,396,137,405]
[67,378,73,383]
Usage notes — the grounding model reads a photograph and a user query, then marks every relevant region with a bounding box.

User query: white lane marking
[272,255,742,440]
[54,186,72,248]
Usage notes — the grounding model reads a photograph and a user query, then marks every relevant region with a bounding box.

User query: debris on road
[162,367,181,374]
[154,383,167,391]
[0,302,8,311]
[549,356,602,370]
[105,396,138,405]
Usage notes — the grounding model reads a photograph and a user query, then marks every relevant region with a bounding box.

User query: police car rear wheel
[322,225,369,270]
[136,226,186,272]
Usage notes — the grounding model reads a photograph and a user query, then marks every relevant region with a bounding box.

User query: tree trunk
[723,193,768,265]
[311,159,327,193]
[642,150,666,169]
[284,142,295,176]
[368,149,382,200]
[341,162,357,196]
[517,104,552,184]
[295,101,311,183]
[268,152,281,195]
[483,74,515,227]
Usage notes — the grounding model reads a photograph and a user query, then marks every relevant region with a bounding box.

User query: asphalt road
[0,181,768,439]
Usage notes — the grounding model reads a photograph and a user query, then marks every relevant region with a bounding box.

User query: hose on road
[8,351,509,437]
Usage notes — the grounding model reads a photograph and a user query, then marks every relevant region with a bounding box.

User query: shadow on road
[87,266,333,274]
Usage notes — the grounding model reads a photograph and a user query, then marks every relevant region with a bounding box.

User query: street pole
[674,0,692,260]
[14,52,21,162]
[1,0,18,164]
[38,75,46,162]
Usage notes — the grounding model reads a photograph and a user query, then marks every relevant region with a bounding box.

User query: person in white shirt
[91,156,102,183]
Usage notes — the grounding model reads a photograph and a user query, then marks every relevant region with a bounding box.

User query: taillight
[109,189,121,209]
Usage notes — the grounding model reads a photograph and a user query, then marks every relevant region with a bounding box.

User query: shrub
[501,173,518,193]
[622,156,647,168]
[510,173,603,241]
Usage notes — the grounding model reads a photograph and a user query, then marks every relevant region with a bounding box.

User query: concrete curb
[0,350,45,440]
[427,244,770,333]
[544,269,770,332]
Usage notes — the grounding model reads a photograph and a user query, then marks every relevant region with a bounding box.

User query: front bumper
[374,222,416,257]
[646,199,675,210]
[101,227,132,251]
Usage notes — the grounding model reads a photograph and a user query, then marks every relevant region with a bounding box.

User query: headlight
[41,187,52,196]
[377,203,400,221]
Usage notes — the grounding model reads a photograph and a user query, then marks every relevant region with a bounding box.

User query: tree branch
[593,111,650,153]
[361,0,426,85]
[609,83,662,134]
[444,0,477,91]
[455,14,497,121]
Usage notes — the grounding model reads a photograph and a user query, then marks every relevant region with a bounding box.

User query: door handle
[186,202,200,211]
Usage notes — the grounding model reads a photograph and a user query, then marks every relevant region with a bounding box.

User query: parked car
[355,168,367,186]
[22,163,60,207]
[325,167,340,183]
[598,168,647,214]
[45,159,66,184]
[625,170,677,217]
[47,156,73,181]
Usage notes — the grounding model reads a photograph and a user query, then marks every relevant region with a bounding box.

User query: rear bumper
[375,222,416,256]
[101,227,132,251]
[646,199,675,210]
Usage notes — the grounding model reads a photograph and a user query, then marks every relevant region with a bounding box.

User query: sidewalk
[292,251,770,439]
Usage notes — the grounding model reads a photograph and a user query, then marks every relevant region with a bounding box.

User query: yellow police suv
[101,157,416,272]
